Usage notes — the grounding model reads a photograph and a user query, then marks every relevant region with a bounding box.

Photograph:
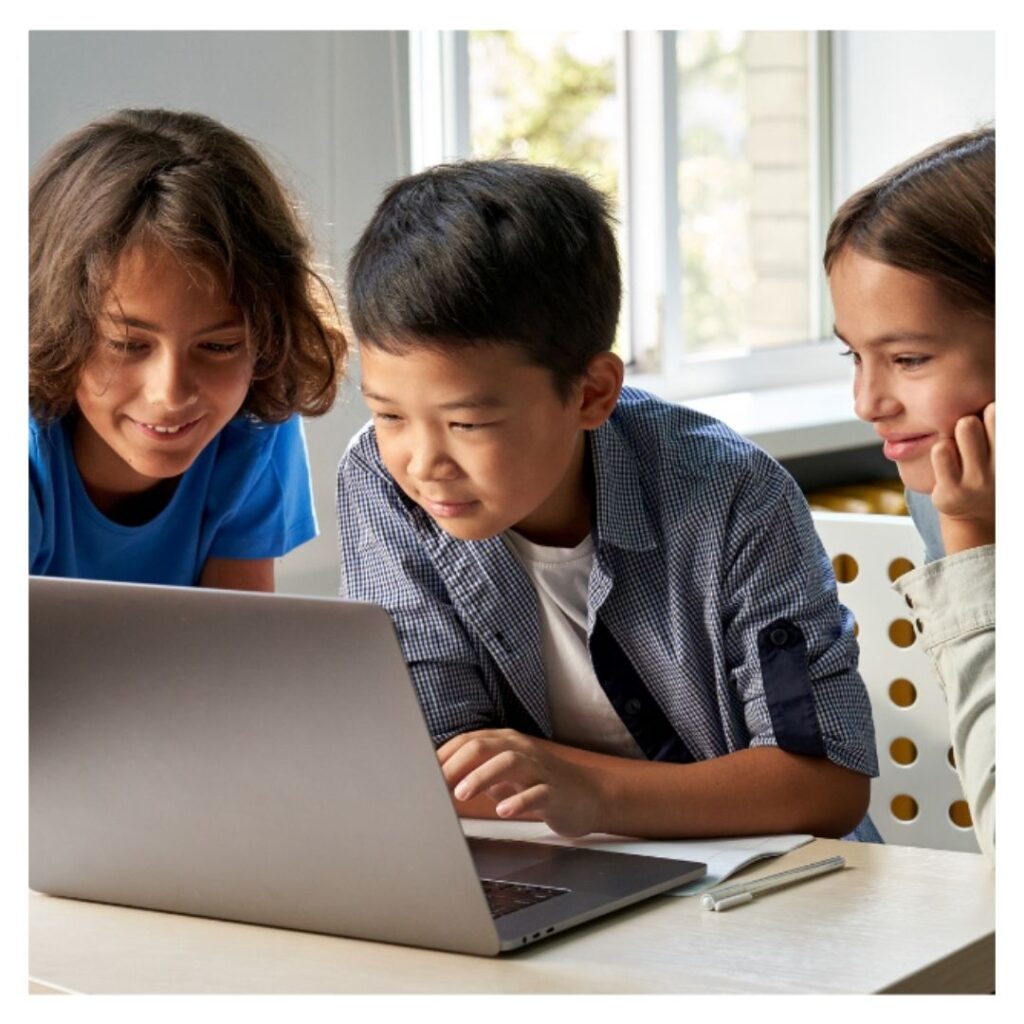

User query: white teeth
[144,423,185,434]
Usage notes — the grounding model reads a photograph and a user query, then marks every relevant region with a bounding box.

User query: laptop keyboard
[480,878,570,919]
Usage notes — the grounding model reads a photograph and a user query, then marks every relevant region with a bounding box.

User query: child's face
[360,343,595,545]
[74,245,253,498]
[829,248,994,495]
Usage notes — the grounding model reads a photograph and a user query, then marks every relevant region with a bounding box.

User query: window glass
[468,31,620,198]
[459,30,822,374]
[677,31,815,355]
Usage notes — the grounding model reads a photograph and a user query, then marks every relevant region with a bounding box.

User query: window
[676,31,819,356]
[410,30,843,399]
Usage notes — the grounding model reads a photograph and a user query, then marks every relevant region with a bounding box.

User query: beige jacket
[892,545,995,860]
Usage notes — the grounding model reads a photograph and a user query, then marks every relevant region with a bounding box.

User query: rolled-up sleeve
[721,456,879,777]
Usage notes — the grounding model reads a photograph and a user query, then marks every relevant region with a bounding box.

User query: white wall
[832,31,994,202]
[29,30,995,597]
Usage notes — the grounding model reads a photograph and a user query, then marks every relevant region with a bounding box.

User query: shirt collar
[588,414,658,554]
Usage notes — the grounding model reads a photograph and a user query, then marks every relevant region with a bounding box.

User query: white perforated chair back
[812,511,979,853]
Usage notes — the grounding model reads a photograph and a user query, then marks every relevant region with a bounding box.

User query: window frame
[410,29,846,401]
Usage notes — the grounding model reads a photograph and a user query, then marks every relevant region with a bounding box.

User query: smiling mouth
[133,417,203,440]
[419,496,479,517]
[881,434,933,460]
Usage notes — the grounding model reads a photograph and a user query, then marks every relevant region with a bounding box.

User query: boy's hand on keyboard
[932,401,995,555]
[438,729,606,838]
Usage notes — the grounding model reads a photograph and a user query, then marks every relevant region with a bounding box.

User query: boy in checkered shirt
[338,160,878,840]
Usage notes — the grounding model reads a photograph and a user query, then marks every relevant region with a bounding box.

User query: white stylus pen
[700,854,846,912]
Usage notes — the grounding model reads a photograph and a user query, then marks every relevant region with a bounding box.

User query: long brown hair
[30,108,347,423]
[823,125,994,320]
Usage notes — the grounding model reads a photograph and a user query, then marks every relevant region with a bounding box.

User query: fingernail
[454,782,469,800]
[496,801,511,817]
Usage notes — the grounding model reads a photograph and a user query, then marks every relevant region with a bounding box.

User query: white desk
[29,837,993,994]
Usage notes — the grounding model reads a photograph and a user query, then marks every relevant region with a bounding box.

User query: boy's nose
[147,354,199,411]
[407,436,457,481]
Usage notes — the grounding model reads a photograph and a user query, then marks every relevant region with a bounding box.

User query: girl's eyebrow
[833,326,941,347]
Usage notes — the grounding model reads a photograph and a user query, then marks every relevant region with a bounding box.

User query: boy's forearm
[591,746,869,838]
[453,741,870,839]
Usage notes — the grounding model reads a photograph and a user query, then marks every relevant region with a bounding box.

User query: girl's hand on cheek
[932,401,995,555]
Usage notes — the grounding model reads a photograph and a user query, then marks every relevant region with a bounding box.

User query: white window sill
[633,379,877,460]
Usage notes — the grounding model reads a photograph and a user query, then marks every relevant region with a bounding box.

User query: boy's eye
[894,355,930,370]
[837,347,860,366]
[372,412,403,424]
[451,421,494,432]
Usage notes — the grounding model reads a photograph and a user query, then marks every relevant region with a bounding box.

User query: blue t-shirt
[30,413,317,585]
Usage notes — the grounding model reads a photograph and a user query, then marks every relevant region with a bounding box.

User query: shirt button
[624,698,642,716]
[769,627,789,646]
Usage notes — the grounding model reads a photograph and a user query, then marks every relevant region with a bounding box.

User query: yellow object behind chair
[805,480,907,516]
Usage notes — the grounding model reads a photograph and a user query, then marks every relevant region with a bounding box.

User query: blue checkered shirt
[337,387,878,780]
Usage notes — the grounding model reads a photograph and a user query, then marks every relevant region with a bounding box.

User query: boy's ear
[577,352,624,429]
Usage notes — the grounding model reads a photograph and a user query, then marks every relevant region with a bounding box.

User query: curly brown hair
[824,124,994,321]
[30,108,347,424]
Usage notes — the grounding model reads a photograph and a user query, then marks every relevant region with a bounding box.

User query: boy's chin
[429,516,502,542]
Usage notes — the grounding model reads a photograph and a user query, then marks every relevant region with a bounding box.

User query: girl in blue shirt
[30,109,347,590]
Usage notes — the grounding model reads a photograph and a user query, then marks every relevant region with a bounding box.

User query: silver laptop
[29,576,704,956]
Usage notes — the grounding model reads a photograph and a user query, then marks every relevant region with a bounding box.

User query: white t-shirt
[503,530,643,759]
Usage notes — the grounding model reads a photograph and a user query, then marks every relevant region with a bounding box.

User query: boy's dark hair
[824,124,994,320]
[346,159,621,397]
[30,108,347,423]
